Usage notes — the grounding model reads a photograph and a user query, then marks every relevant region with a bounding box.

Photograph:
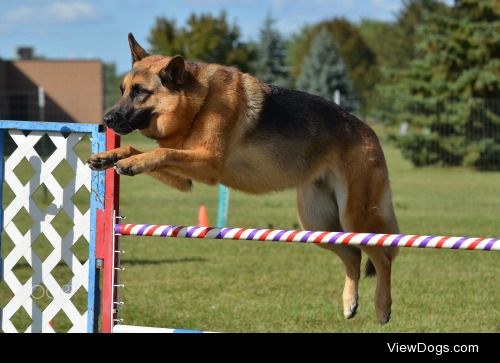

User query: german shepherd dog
[88,33,399,324]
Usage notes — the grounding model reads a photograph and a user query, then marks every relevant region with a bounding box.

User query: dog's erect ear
[128,33,150,64]
[159,55,185,88]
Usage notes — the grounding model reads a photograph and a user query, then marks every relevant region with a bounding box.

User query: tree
[360,1,447,72]
[386,0,500,170]
[252,14,289,87]
[148,17,179,56]
[395,0,448,68]
[103,63,122,110]
[286,24,311,72]
[358,20,403,72]
[289,18,379,101]
[148,12,254,72]
[296,28,358,112]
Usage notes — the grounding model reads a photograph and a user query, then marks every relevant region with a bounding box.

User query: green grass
[114,129,500,332]
[2,127,499,332]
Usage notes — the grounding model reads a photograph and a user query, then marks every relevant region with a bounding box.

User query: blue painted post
[0,120,102,133]
[0,129,4,239]
[0,129,5,330]
[88,127,107,333]
[217,184,230,227]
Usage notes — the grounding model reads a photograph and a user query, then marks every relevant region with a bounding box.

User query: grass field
[2,127,500,332]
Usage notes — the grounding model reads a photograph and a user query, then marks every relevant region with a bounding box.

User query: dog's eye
[131,85,150,99]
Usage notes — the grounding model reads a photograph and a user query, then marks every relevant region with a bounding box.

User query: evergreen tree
[360,1,447,72]
[394,0,448,69]
[386,0,500,170]
[296,28,358,113]
[359,1,448,112]
[252,14,289,87]
[289,18,378,101]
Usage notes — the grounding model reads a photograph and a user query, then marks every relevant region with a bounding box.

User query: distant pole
[217,184,230,227]
[334,89,341,105]
[38,87,45,121]
[38,87,48,202]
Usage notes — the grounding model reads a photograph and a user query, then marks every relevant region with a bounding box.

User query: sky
[0,0,441,73]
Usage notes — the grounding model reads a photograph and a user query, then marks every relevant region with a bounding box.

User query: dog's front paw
[114,157,149,176]
[114,162,136,176]
[86,155,118,171]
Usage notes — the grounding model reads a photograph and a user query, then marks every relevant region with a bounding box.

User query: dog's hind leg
[335,165,399,324]
[296,178,362,320]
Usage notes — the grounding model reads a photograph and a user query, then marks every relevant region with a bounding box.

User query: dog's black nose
[103,113,115,127]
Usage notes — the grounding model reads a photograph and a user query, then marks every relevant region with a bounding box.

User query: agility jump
[115,223,499,251]
[0,121,498,333]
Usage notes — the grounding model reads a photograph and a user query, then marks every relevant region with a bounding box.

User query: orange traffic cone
[197,205,209,226]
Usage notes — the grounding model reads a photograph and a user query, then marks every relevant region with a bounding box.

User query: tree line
[105,0,500,170]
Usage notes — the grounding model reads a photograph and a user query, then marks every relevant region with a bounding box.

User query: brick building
[0,49,103,124]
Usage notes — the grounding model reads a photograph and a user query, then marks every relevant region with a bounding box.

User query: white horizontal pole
[113,324,213,333]
[115,224,500,251]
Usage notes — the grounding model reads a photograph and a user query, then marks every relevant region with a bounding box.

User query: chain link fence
[0,90,74,122]
[3,89,500,170]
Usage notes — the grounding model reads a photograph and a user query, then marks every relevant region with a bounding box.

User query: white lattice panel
[1,130,92,333]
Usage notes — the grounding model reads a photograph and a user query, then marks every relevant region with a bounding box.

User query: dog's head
[104,33,205,139]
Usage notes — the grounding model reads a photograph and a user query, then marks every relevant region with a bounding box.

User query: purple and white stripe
[115,224,499,251]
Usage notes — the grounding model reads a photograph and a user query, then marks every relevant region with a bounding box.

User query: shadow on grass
[10,257,207,270]
[121,257,207,266]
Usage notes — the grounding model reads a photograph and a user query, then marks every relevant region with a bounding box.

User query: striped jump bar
[115,224,500,251]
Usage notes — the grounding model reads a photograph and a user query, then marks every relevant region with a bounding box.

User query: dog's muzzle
[103,112,134,135]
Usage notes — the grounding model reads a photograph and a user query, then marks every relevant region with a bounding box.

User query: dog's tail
[365,259,376,277]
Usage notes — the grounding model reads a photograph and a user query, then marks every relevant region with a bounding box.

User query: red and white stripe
[115,224,500,251]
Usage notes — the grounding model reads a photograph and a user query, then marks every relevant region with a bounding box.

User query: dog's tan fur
[88,34,399,324]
